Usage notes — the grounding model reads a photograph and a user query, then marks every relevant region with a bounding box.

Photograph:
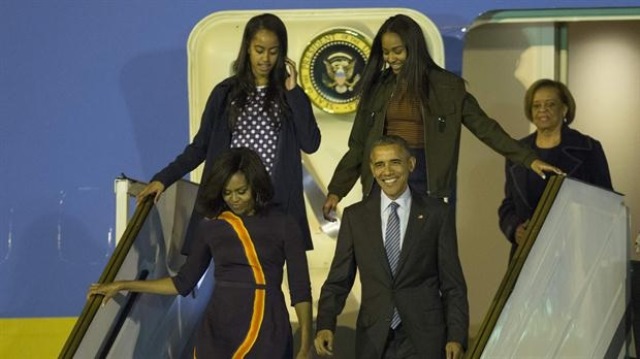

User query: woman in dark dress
[498,79,613,259]
[137,13,320,251]
[89,148,313,358]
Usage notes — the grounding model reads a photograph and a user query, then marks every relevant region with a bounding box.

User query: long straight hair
[228,13,291,128]
[358,14,447,107]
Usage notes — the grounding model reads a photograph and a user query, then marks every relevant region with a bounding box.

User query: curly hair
[524,78,576,125]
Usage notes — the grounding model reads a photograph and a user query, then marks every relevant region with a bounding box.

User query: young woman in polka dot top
[137,13,321,252]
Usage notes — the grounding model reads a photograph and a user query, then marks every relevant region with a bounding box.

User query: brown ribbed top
[385,94,424,148]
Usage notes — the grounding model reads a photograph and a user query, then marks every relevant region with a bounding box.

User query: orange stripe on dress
[219,211,266,359]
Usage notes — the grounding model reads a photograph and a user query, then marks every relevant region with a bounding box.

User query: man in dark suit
[314,135,468,358]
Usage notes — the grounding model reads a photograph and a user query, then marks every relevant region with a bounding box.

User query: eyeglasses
[532,101,559,112]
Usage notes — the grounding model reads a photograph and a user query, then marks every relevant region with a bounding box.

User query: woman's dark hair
[358,14,447,105]
[228,13,291,128]
[196,148,274,217]
[524,78,576,125]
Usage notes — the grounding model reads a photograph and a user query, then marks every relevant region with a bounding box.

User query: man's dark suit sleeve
[437,204,469,347]
[316,207,358,333]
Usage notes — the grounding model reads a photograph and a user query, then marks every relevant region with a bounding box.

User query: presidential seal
[299,28,371,114]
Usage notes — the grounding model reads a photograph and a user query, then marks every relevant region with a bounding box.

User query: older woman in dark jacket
[498,79,613,259]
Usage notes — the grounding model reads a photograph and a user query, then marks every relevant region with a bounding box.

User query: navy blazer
[498,125,613,255]
[317,189,469,358]
[152,77,321,251]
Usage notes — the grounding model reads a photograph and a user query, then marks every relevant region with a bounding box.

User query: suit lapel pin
[418,214,424,219]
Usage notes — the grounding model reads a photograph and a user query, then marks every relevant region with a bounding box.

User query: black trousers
[382,325,420,359]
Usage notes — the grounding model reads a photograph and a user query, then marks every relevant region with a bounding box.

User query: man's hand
[314,329,334,356]
[136,181,165,204]
[322,194,340,222]
[530,159,564,180]
[445,341,464,359]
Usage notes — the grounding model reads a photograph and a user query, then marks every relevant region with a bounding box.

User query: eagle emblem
[299,28,371,114]
[322,52,360,94]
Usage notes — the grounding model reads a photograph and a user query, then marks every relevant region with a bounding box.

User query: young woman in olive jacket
[322,14,560,219]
